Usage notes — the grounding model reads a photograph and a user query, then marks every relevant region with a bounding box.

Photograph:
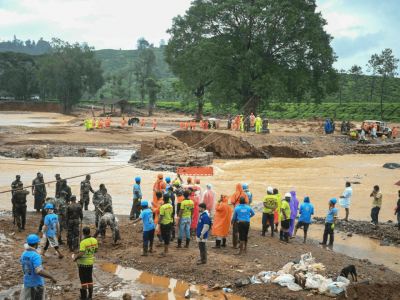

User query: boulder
[382,163,400,169]
[380,238,390,246]
[235,276,251,287]
[78,147,86,153]
[122,293,132,300]
[98,150,107,157]
[360,278,372,285]
[32,148,47,158]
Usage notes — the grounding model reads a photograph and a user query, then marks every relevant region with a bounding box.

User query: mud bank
[0,101,61,113]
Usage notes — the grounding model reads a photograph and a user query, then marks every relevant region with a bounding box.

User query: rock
[351,181,361,184]
[32,148,47,158]
[78,147,86,153]
[122,293,132,300]
[347,233,353,237]
[26,148,32,156]
[382,163,400,169]
[210,284,220,290]
[379,266,385,271]
[98,150,107,157]
[380,239,390,246]
[225,283,231,288]
[235,276,251,287]
[361,278,372,285]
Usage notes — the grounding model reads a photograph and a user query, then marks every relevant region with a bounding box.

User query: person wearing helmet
[165,177,172,194]
[262,187,277,237]
[59,179,72,203]
[153,174,166,203]
[80,175,95,211]
[11,182,30,232]
[242,184,252,206]
[320,198,338,246]
[38,197,57,233]
[55,191,68,245]
[240,114,244,132]
[254,115,262,133]
[66,195,83,252]
[131,200,156,256]
[93,184,106,228]
[279,193,292,243]
[32,173,47,213]
[20,234,57,299]
[130,177,142,220]
[41,203,64,258]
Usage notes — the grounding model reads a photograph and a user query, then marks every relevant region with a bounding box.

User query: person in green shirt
[73,226,98,300]
[158,195,174,257]
[176,191,194,249]
[280,193,292,243]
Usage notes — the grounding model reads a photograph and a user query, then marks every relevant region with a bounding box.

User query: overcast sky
[1,0,399,72]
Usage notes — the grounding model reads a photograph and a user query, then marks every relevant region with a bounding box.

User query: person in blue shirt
[130,177,142,220]
[231,197,255,255]
[325,119,332,134]
[165,177,171,194]
[196,203,210,265]
[320,198,338,246]
[131,200,155,256]
[41,204,63,258]
[291,196,314,244]
[20,234,57,299]
[242,184,253,205]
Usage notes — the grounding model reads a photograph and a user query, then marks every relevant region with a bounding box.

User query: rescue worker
[32,173,46,213]
[93,184,105,228]
[273,188,282,232]
[196,202,211,264]
[331,118,336,133]
[131,200,155,256]
[192,120,196,130]
[95,118,99,129]
[165,177,172,193]
[254,115,262,133]
[243,184,253,205]
[54,174,61,198]
[99,118,103,129]
[91,119,95,129]
[244,116,250,132]
[59,179,72,203]
[153,119,157,130]
[235,115,240,130]
[279,193,292,243]
[262,118,269,133]
[130,177,142,220]
[11,175,22,196]
[152,192,164,245]
[228,118,232,130]
[66,195,83,252]
[262,187,278,237]
[98,188,113,214]
[393,126,397,139]
[240,115,244,132]
[157,194,174,257]
[173,180,185,217]
[230,184,249,248]
[55,191,68,245]
[212,195,232,249]
[346,121,351,134]
[80,175,95,210]
[250,113,255,127]
[180,121,184,130]
[324,119,331,134]
[153,174,167,203]
[39,197,56,233]
[141,119,145,127]
[184,121,188,130]
[94,212,120,243]
[319,198,338,246]
[41,203,64,258]
[341,120,346,134]
[291,196,314,244]
[73,227,97,300]
[121,117,126,126]
[231,197,255,255]
[20,234,57,299]
[176,190,194,249]
[12,182,30,232]
[84,118,89,131]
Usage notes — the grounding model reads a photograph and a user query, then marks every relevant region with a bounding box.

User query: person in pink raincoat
[202,184,216,219]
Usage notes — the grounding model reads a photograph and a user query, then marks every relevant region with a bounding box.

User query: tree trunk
[148,101,154,116]
[244,95,260,117]
[196,99,204,120]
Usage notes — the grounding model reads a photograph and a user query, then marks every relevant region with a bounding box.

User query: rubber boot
[141,244,148,256]
[21,219,26,230]
[184,238,190,249]
[176,239,182,249]
[197,250,205,264]
[95,222,98,229]
[222,238,227,247]
[261,226,266,236]
[17,223,22,232]
[203,248,207,263]
[212,240,221,249]
[88,287,93,300]
[149,242,154,253]
[80,288,87,300]
[284,232,291,243]
[280,230,284,241]
[85,204,88,211]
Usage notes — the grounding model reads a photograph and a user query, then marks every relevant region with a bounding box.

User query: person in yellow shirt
[262,187,277,237]
[158,195,174,257]
[73,227,98,300]
[280,193,292,243]
[176,190,194,249]
[273,189,282,232]
[254,115,262,133]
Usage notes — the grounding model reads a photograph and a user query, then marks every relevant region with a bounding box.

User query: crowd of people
[12,170,400,299]
[84,117,113,130]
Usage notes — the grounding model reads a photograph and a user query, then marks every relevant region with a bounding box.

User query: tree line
[0,35,51,55]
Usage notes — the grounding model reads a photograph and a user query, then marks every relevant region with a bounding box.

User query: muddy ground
[1,211,400,300]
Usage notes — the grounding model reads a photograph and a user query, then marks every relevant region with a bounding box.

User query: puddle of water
[100,262,243,300]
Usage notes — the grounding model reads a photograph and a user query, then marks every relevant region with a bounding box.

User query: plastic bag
[277,270,286,275]
[272,274,295,287]
[305,278,319,289]
[282,262,294,274]
[20,284,45,300]
[300,252,314,265]
[318,278,333,293]
[328,283,348,297]
[287,282,303,291]
[337,276,350,286]
[262,271,276,283]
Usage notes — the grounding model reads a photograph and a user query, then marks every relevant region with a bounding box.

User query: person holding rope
[74,226,98,300]
[66,195,83,252]
[32,173,46,213]
[12,182,29,232]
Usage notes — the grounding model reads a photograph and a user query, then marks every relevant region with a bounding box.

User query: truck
[361,120,393,137]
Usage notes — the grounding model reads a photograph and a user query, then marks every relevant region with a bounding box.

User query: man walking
[12,182,29,232]
[370,185,382,229]
[262,187,277,237]
[291,196,314,244]
[176,190,194,249]
[80,175,95,210]
[231,197,255,255]
[41,204,64,258]
[158,194,174,257]
[66,195,83,252]
[339,182,353,222]
[131,201,155,255]
[32,173,46,212]
[55,191,68,245]
[74,227,98,300]
[196,203,211,264]
[130,177,142,220]
[320,198,338,246]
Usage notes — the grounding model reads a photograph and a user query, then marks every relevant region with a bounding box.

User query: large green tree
[38,39,104,113]
[166,0,338,114]
[133,48,156,102]
[145,78,162,115]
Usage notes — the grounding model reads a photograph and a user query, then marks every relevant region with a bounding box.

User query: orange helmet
[187,177,192,183]
[196,179,200,184]
[157,174,163,179]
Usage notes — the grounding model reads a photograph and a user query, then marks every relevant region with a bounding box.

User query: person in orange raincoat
[180,121,184,130]
[230,183,249,248]
[185,121,189,130]
[153,174,167,203]
[141,119,145,127]
[153,119,156,130]
[189,187,200,237]
[216,121,219,129]
[212,195,232,249]
[199,120,203,130]
[235,116,240,130]
[152,191,164,245]
[192,120,196,130]
[393,126,397,139]
[121,118,126,126]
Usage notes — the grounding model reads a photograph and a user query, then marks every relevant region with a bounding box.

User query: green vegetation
[0,36,51,55]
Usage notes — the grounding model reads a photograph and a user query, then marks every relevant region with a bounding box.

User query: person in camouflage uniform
[346,121,351,134]
[262,118,269,133]
[59,179,72,203]
[39,197,57,232]
[66,195,83,252]
[244,116,250,132]
[12,182,30,232]
[54,174,61,198]
[80,175,94,211]
[94,212,120,243]
[55,191,68,245]
[130,178,142,220]
[93,184,105,228]
[330,119,336,134]
[11,175,22,197]
[32,173,46,212]
[98,189,113,214]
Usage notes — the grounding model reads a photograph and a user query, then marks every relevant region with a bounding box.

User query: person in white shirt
[339,182,353,222]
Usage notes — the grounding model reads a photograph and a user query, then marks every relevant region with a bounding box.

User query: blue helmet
[45,203,54,209]
[242,184,248,190]
[166,177,171,182]
[141,200,149,206]
[330,198,337,205]
[27,234,40,244]
[135,177,141,182]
